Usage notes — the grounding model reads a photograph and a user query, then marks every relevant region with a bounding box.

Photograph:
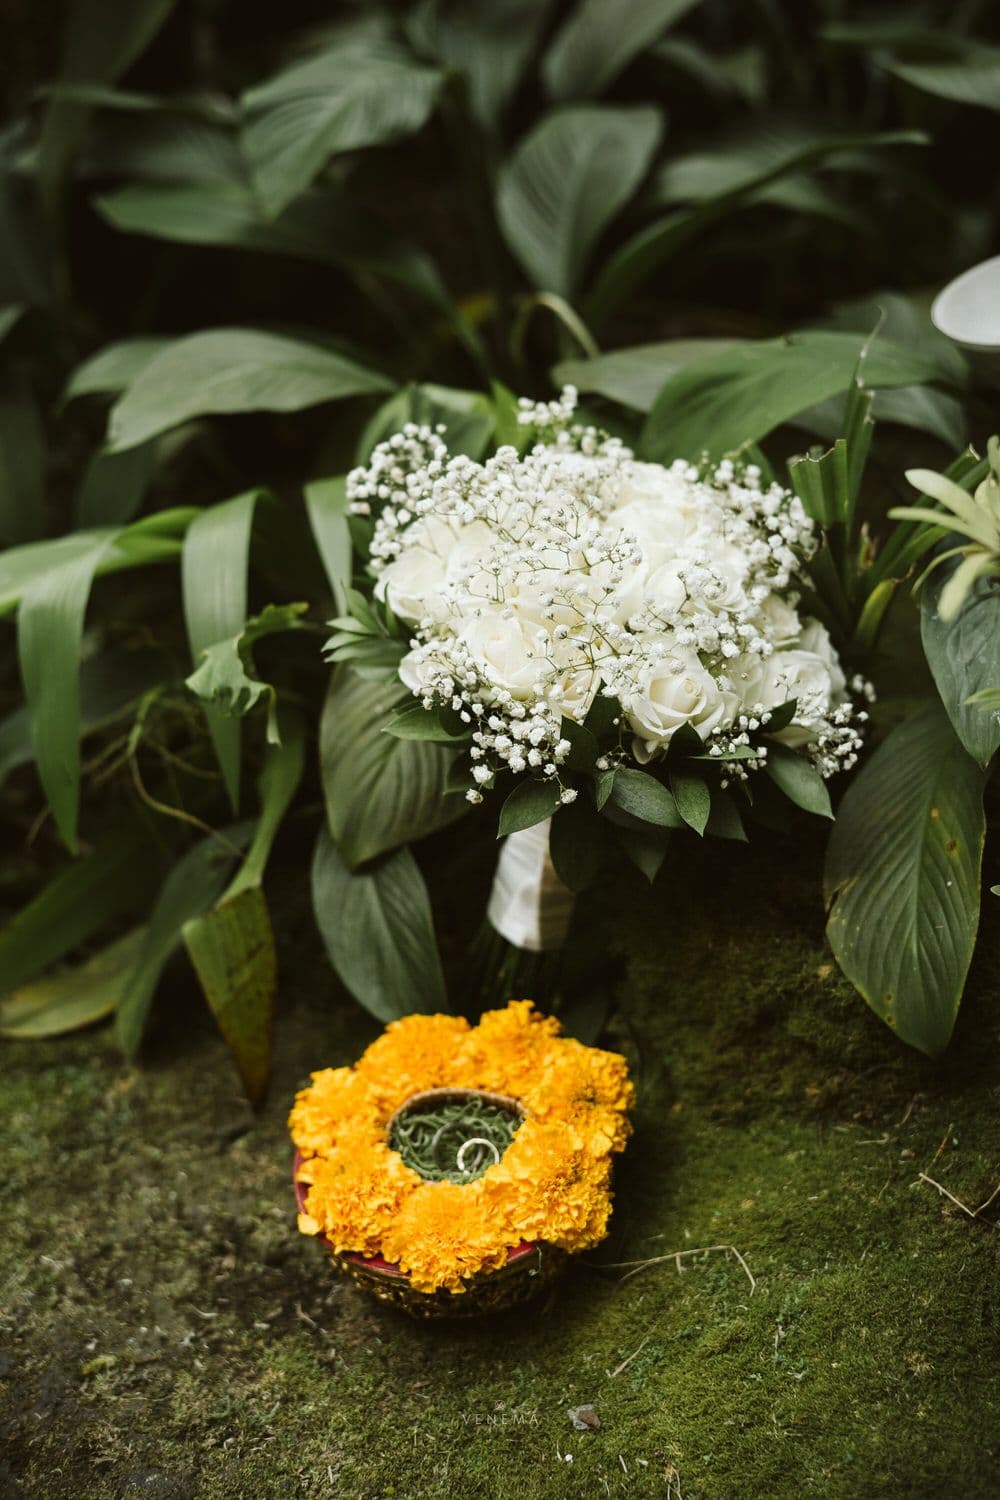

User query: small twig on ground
[927,1123,954,1172]
[918,1173,1000,1225]
[607,1334,650,1379]
[608,1244,757,1295]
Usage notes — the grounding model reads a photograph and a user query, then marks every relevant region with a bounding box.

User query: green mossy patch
[1,832,998,1498]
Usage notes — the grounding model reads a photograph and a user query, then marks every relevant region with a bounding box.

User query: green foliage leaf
[922,571,1000,768]
[615,824,670,883]
[384,705,470,743]
[885,50,1000,112]
[0,826,168,995]
[497,105,663,299]
[241,39,442,217]
[107,329,392,452]
[553,339,736,412]
[706,789,747,842]
[669,769,711,835]
[182,490,264,808]
[304,476,352,613]
[64,337,171,401]
[185,602,308,739]
[764,744,833,819]
[609,767,682,827]
[178,708,304,1103]
[640,330,950,463]
[585,128,927,327]
[789,438,851,528]
[357,384,496,464]
[17,533,118,850]
[226,704,307,899]
[94,183,451,310]
[498,777,563,836]
[407,0,555,130]
[0,928,147,1039]
[320,671,465,868]
[544,0,702,100]
[38,0,177,216]
[824,704,987,1055]
[549,793,605,891]
[183,887,274,1106]
[75,441,157,528]
[311,827,447,1020]
[115,823,253,1058]
[0,509,195,619]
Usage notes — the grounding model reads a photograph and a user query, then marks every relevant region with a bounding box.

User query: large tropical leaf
[640,330,953,463]
[17,533,118,850]
[38,0,177,216]
[94,183,451,310]
[885,51,1000,112]
[544,0,703,100]
[0,928,147,1039]
[824,704,987,1055]
[304,476,351,614]
[319,671,465,868]
[585,127,927,327]
[241,39,442,217]
[115,823,253,1058]
[311,826,447,1019]
[181,709,305,1104]
[921,570,1000,769]
[107,329,392,452]
[75,441,157,527]
[496,105,663,299]
[64,337,171,400]
[407,0,555,130]
[182,490,264,809]
[553,338,736,411]
[0,825,168,994]
[0,508,194,618]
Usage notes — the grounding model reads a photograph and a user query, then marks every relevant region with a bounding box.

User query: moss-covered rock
[2,833,998,1498]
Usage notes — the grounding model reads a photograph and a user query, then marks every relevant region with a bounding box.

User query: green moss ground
[2,833,998,1499]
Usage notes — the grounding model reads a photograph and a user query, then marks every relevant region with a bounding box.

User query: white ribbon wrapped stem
[486,817,575,953]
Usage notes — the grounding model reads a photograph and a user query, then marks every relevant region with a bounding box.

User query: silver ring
[456,1137,501,1173]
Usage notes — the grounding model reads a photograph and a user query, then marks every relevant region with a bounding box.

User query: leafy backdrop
[1,0,998,1095]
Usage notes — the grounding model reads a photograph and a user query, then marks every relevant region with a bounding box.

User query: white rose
[758,593,801,646]
[374,547,448,624]
[398,647,436,697]
[553,665,600,724]
[444,519,496,580]
[624,649,735,760]
[796,619,847,699]
[459,611,549,699]
[689,539,749,614]
[612,496,704,572]
[759,646,837,747]
[641,559,688,620]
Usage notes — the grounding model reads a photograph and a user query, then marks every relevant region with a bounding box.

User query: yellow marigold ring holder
[289,1002,633,1315]
[291,1143,566,1319]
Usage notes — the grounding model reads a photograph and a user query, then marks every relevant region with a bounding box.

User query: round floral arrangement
[339,387,866,793]
[290,1001,633,1313]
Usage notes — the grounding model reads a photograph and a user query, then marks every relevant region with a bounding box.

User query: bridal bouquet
[322,388,868,1003]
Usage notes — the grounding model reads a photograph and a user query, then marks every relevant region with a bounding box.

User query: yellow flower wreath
[289,1000,634,1294]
